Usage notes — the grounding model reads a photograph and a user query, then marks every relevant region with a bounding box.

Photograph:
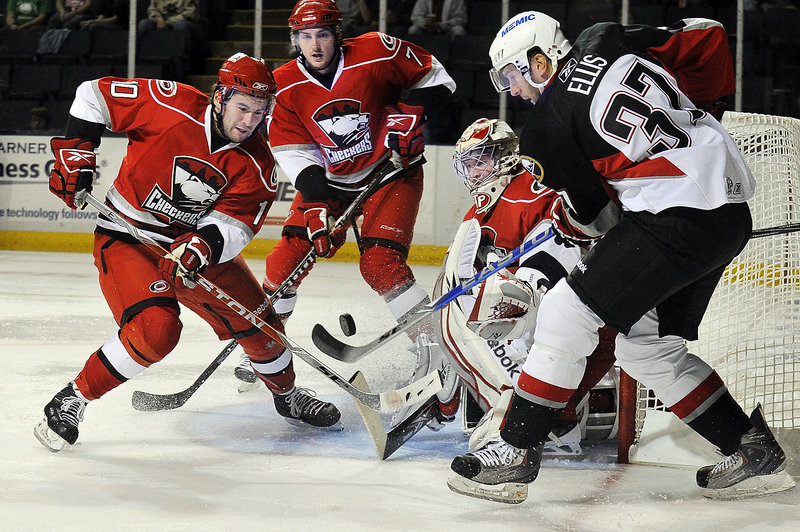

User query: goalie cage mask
[453,118,521,214]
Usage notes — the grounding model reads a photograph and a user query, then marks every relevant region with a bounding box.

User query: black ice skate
[273,386,342,431]
[697,404,796,499]
[447,439,543,504]
[34,382,88,452]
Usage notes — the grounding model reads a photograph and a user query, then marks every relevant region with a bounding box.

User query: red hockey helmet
[288,0,342,34]
[217,53,277,102]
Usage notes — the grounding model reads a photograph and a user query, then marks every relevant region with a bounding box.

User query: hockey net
[617,112,800,467]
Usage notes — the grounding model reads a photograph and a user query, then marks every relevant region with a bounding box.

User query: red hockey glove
[159,232,214,288]
[384,102,425,169]
[301,202,345,258]
[49,137,96,209]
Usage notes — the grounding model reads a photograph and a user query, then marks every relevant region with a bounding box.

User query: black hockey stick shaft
[750,222,800,238]
[312,226,556,363]
[128,157,408,411]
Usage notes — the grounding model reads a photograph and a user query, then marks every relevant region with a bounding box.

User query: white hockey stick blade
[446,475,528,504]
[349,371,388,459]
[350,372,441,460]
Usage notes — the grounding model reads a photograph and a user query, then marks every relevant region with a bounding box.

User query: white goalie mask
[488,11,571,93]
[453,118,521,214]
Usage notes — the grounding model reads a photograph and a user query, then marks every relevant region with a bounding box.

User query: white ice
[1,250,798,531]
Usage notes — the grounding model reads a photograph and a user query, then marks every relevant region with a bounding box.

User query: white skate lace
[60,396,87,426]
[235,354,254,372]
[287,387,325,417]
[472,440,516,467]
[711,453,741,475]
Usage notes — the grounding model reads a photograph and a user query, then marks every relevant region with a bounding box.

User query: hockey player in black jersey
[447,11,795,503]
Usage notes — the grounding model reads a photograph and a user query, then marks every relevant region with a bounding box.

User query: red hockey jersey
[70,77,277,262]
[268,32,455,187]
[464,171,580,278]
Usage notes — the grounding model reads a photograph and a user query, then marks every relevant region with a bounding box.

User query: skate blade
[446,475,528,504]
[543,440,582,456]
[283,417,344,432]
[700,469,797,500]
[33,418,68,452]
[237,381,261,394]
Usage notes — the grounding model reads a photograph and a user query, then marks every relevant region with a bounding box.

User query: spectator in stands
[4,0,52,30]
[29,105,59,133]
[79,0,128,30]
[337,0,374,38]
[386,0,415,35]
[48,0,92,30]
[137,0,200,36]
[138,0,208,74]
[408,0,466,39]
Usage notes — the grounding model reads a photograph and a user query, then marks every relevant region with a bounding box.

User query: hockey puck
[339,313,357,336]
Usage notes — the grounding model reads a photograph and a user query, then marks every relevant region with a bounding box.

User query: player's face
[216,92,268,143]
[502,64,541,104]
[468,152,496,182]
[296,28,338,74]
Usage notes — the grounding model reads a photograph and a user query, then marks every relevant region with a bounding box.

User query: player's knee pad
[532,279,604,363]
[359,244,414,296]
[614,308,712,403]
[119,306,181,365]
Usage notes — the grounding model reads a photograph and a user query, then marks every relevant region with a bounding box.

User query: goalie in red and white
[406,118,618,456]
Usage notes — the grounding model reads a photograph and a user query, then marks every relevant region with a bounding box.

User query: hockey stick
[751,222,800,238]
[349,371,440,460]
[312,226,556,363]
[80,193,442,413]
[126,156,418,411]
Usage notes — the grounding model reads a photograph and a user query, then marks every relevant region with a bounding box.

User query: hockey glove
[301,202,347,258]
[49,137,96,209]
[384,102,425,169]
[467,267,541,342]
[549,197,620,246]
[159,232,215,288]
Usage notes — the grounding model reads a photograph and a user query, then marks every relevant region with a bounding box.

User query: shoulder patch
[520,156,544,183]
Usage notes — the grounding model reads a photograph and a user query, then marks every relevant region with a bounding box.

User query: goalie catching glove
[384,102,425,169]
[467,265,543,342]
[159,227,223,288]
[49,137,96,209]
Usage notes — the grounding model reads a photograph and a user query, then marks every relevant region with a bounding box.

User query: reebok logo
[64,150,94,163]
[387,116,414,128]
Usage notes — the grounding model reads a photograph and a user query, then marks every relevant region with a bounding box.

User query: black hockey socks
[687,390,753,455]
[500,392,562,449]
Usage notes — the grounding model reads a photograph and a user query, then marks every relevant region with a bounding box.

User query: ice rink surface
[1,250,799,531]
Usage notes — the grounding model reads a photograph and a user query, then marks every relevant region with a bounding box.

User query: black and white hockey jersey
[518,20,755,228]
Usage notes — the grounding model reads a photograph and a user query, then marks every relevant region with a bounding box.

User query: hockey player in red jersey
[448,12,795,503]
[413,118,616,455]
[35,54,342,453]
[233,0,456,387]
